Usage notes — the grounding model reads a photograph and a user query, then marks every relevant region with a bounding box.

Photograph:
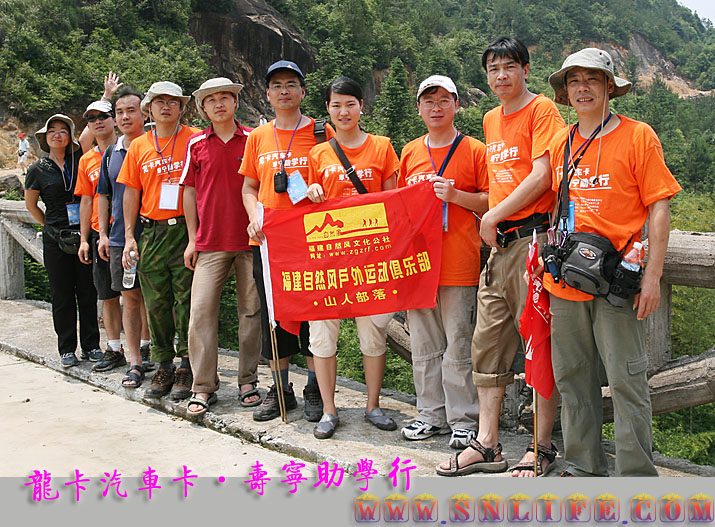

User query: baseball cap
[83,100,113,118]
[417,75,458,100]
[265,60,305,85]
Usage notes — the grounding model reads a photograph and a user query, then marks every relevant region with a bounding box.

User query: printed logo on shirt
[141,157,185,176]
[486,140,520,165]
[257,150,308,171]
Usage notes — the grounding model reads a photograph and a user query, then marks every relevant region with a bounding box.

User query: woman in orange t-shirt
[305,77,399,440]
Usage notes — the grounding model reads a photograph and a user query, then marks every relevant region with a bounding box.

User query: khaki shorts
[309,317,387,358]
[471,233,546,387]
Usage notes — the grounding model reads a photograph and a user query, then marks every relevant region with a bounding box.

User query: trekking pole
[270,326,287,423]
[533,386,539,475]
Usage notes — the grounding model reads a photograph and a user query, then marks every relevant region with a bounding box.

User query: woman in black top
[25,114,101,368]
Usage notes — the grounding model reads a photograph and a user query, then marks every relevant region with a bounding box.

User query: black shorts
[252,246,311,360]
[109,246,141,292]
[91,231,120,300]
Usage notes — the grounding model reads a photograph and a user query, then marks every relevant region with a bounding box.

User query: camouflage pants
[137,223,193,363]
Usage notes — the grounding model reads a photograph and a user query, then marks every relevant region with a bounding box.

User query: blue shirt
[97,136,143,247]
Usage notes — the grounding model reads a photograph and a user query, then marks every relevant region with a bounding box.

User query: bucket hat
[416,75,458,100]
[265,60,305,85]
[140,81,191,115]
[192,77,244,121]
[549,48,632,106]
[35,114,81,153]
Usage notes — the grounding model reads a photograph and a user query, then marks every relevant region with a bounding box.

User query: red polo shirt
[179,122,253,251]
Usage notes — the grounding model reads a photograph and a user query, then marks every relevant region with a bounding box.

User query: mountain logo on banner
[304,203,389,242]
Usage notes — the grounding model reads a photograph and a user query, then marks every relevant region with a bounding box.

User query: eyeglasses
[152,99,181,108]
[46,129,69,136]
[87,113,112,123]
[269,82,301,91]
[420,98,455,109]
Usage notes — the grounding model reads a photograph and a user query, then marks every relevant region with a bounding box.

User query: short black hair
[325,76,363,103]
[481,37,530,71]
[114,86,144,107]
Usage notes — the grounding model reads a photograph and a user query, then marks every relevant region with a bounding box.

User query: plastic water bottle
[122,251,138,288]
[620,241,643,272]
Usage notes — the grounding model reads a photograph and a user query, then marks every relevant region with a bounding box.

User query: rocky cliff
[189,0,316,124]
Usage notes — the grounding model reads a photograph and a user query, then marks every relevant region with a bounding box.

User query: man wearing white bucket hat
[541,48,681,476]
[117,81,200,398]
[178,77,262,416]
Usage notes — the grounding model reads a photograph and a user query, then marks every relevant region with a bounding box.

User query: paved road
[0,352,313,478]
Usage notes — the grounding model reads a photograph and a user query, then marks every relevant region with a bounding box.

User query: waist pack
[560,232,620,297]
[56,228,81,255]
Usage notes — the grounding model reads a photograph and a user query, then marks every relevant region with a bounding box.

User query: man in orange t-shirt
[543,48,680,477]
[75,100,122,367]
[439,37,565,478]
[398,75,489,450]
[240,60,334,423]
[117,81,200,400]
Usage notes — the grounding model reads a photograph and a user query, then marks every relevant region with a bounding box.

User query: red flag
[260,182,443,323]
[519,231,554,399]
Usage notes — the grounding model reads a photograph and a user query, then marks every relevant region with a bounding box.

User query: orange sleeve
[633,123,682,207]
[238,131,259,181]
[474,141,489,192]
[74,157,92,196]
[531,105,566,160]
[382,139,400,183]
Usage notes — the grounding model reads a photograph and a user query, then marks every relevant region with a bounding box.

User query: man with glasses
[398,75,489,450]
[117,82,200,397]
[75,100,121,365]
[241,60,333,422]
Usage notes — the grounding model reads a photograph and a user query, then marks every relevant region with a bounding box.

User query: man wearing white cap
[179,77,262,416]
[398,74,489,449]
[75,100,123,368]
[117,81,200,399]
[542,48,681,476]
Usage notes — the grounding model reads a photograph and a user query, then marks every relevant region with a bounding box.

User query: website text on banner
[260,181,443,323]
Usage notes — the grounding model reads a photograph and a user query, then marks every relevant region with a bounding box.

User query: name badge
[442,202,448,232]
[159,182,180,210]
[287,170,308,204]
[66,202,80,226]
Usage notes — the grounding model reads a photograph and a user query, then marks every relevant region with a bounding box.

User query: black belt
[140,216,185,227]
[497,212,550,248]
[499,223,548,247]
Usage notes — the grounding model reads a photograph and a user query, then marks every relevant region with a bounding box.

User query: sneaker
[140,343,156,371]
[253,384,298,422]
[448,428,476,449]
[170,367,193,401]
[303,381,323,422]
[313,413,339,439]
[92,348,127,372]
[401,420,450,441]
[60,353,79,368]
[80,348,104,362]
[144,367,175,399]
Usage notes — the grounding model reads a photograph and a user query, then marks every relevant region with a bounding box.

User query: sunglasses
[87,113,112,123]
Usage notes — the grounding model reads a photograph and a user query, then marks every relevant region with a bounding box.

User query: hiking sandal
[436,439,508,476]
[122,365,145,389]
[508,442,559,476]
[187,392,218,417]
[238,382,262,407]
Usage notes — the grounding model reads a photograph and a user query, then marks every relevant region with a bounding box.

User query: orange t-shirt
[239,117,335,210]
[74,147,103,232]
[398,134,489,286]
[544,115,682,301]
[308,134,399,198]
[483,94,565,223]
[116,125,200,220]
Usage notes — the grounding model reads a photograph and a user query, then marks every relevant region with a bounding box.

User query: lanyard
[566,112,612,177]
[272,115,302,172]
[153,126,180,182]
[63,161,72,192]
[426,132,460,178]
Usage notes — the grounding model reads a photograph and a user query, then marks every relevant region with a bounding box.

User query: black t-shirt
[25,151,83,231]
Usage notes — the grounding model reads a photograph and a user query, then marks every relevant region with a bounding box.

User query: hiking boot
[93,348,127,372]
[80,348,104,362]
[253,384,297,422]
[60,353,79,368]
[302,381,323,422]
[144,367,175,399]
[401,420,450,441]
[170,367,193,401]
[140,342,156,371]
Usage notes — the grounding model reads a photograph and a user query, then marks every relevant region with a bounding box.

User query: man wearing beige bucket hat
[539,48,681,476]
[178,77,262,416]
[117,81,200,398]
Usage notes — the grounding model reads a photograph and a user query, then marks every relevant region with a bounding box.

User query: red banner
[519,232,555,400]
[261,182,443,322]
